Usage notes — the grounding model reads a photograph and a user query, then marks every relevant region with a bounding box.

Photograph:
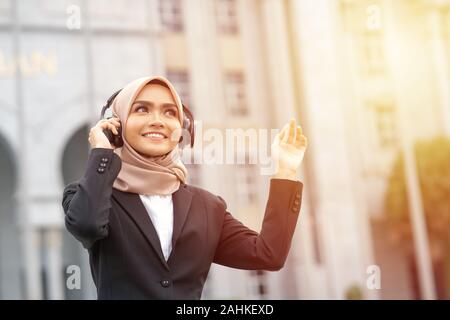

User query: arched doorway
[0,134,22,299]
[61,125,96,299]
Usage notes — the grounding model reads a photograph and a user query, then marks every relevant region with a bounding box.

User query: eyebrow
[132,100,178,109]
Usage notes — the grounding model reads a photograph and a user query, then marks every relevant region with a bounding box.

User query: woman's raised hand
[88,117,121,149]
[271,118,308,180]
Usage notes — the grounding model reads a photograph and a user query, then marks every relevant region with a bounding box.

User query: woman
[62,76,308,300]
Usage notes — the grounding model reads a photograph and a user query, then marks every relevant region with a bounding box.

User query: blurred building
[0,0,449,300]
[337,0,450,299]
[281,0,450,299]
[0,0,298,300]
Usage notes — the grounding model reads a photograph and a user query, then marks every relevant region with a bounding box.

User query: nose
[148,112,164,128]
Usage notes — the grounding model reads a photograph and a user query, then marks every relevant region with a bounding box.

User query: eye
[166,109,177,117]
[135,105,148,113]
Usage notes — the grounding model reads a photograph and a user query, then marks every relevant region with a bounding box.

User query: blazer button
[294,199,300,206]
[99,163,107,168]
[101,158,109,163]
[160,280,171,288]
[97,167,105,173]
[292,206,298,212]
[295,193,300,200]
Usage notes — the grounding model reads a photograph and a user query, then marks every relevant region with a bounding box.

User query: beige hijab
[111,76,188,196]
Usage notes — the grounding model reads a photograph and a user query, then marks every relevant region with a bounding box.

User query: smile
[142,132,168,141]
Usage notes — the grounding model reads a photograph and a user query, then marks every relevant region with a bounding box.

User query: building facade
[0,0,448,300]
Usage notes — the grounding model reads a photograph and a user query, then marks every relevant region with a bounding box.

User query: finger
[279,129,284,143]
[98,120,113,129]
[296,134,307,148]
[287,118,296,144]
[108,115,120,120]
[108,116,120,122]
[108,123,119,135]
[281,123,289,143]
[295,127,303,143]
[105,116,120,125]
[100,122,119,134]
[109,118,121,128]
[272,132,280,146]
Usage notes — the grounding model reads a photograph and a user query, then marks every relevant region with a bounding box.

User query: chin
[140,145,173,157]
[138,149,164,157]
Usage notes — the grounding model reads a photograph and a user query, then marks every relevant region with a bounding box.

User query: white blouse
[138,194,174,261]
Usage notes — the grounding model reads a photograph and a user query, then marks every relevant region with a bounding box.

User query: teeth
[143,133,165,138]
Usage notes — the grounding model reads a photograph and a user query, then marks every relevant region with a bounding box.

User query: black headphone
[100,88,195,149]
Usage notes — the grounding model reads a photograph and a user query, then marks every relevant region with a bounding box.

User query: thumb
[272,131,282,151]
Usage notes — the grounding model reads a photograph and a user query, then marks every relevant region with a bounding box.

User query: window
[441,7,450,40]
[224,72,247,117]
[339,0,387,76]
[159,0,183,32]
[216,0,239,34]
[371,102,397,148]
[166,70,192,109]
[248,270,268,299]
[361,31,386,75]
[235,158,258,205]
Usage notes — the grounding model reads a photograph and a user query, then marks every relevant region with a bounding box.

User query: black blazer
[62,148,303,299]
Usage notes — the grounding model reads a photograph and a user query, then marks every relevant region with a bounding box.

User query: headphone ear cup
[179,114,190,148]
[103,121,123,148]
[180,105,195,148]
[188,119,195,148]
[101,89,123,147]
[183,116,190,130]
[115,126,124,147]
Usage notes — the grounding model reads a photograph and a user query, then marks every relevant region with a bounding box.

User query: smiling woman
[126,83,182,157]
[62,75,307,300]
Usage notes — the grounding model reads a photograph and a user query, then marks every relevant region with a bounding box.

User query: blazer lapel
[171,184,193,252]
[112,185,194,268]
[112,189,169,270]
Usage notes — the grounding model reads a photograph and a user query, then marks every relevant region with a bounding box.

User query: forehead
[134,83,175,103]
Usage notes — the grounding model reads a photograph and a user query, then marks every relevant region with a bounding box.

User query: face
[125,83,182,157]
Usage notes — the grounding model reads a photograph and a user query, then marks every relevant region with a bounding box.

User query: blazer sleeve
[213,178,303,271]
[62,148,122,249]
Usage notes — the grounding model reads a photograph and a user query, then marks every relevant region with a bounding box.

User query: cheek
[168,122,183,141]
[124,118,141,141]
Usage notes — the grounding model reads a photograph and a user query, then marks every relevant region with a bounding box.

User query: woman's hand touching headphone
[271,118,308,181]
[88,117,121,149]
